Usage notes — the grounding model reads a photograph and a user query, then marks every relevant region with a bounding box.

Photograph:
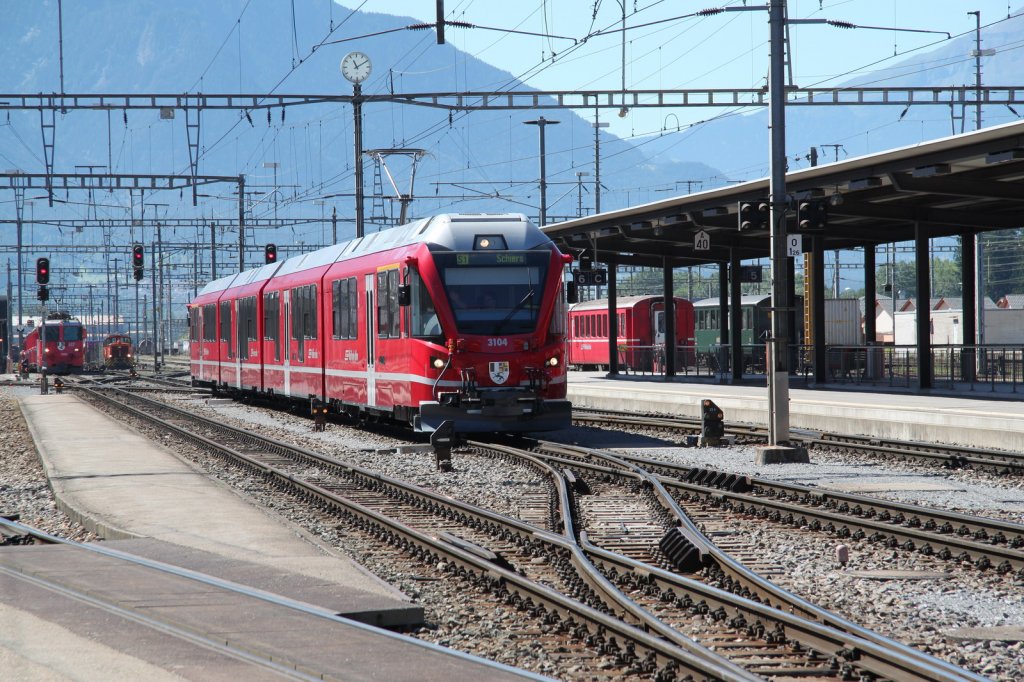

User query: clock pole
[353,82,364,238]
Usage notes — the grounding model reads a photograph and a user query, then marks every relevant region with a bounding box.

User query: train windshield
[435,251,549,335]
[63,325,83,342]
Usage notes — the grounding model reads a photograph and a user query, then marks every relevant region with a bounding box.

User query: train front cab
[24,321,86,374]
[410,233,572,433]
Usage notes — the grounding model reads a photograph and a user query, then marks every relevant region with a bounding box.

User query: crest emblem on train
[57,342,65,351]
[489,361,510,384]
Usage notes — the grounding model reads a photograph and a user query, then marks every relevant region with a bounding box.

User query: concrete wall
[894,308,1024,346]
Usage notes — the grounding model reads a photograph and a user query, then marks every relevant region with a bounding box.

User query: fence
[796,344,1024,393]
[605,341,1024,393]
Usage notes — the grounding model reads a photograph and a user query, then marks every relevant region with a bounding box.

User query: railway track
[79,385,984,681]
[573,408,1024,476]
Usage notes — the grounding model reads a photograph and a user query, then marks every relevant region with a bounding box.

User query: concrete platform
[6,393,549,679]
[0,539,544,681]
[19,393,415,625]
[567,371,1024,451]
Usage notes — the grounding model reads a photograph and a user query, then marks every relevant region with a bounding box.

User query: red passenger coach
[568,296,694,371]
[21,313,87,374]
[189,214,572,434]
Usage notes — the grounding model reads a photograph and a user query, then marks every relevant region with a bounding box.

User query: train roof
[692,295,771,308]
[569,295,685,312]
[197,213,553,296]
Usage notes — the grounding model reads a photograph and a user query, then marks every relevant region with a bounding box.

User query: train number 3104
[487,337,509,347]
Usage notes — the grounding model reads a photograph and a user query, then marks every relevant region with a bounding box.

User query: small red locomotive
[21,313,87,374]
[189,214,572,433]
[567,295,695,372]
[102,334,135,370]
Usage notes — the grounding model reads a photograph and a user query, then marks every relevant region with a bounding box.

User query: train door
[653,310,666,346]
[283,289,291,396]
[364,273,377,407]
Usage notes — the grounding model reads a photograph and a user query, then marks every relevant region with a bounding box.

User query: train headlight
[432,357,445,369]
[547,356,559,367]
[44,348,50,353]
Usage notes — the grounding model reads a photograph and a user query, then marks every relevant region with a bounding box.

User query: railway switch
[700,398,725,446]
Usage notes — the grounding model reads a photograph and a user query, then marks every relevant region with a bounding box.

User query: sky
[355,0,1021,139]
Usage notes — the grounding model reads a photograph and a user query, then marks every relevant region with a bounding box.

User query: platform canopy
[543,118,1024,266]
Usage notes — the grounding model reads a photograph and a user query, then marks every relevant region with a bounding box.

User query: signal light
[700,398,725,445]
[35,257,50,285]
[738,201,769,232]
[132,244,144,281]
[264,243,277,264]
[37,285,49,302]
[797,199,828,232]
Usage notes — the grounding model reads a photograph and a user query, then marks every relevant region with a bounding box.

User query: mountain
[2,0,1023,314]
[0,0,717,236]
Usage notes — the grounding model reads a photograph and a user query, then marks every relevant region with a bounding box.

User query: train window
[601,314,607,338]
[290,285,317,350]
[433,251,549,335]
[743,307,752,330]
[344,278,357,339]
[202,304,216,341]
[332,279,354,340]
[236,296,256,360]
[220,300,233,359]
[548,283,565,337]
[63,325,82,342]
[305,285,317,339]
[263,291,280,361]
[409,269,442,339]
[190,307,199,342]
[618,313,626,338]
[387,269,399,337]
[375,269,401,339]
[43,326,60,342]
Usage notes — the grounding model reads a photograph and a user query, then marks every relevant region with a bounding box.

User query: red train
[21,313,87,374]
[188,213,572,433]
[103,334,135,369]
[567,296,695,371]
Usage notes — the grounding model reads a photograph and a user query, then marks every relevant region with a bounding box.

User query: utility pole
[524,117,560,226]
[151,243,158,373]
[238,175,246,270]
[353,83,365,238]
[331,206,338,243]
[763,0,801,460]
[575,172,589,217]
[593,114,608,214]
[263,161,280,219]
[969,10,993,348]
[210,222,217,281]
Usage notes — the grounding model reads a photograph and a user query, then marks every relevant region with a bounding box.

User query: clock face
[341,52,372,83]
